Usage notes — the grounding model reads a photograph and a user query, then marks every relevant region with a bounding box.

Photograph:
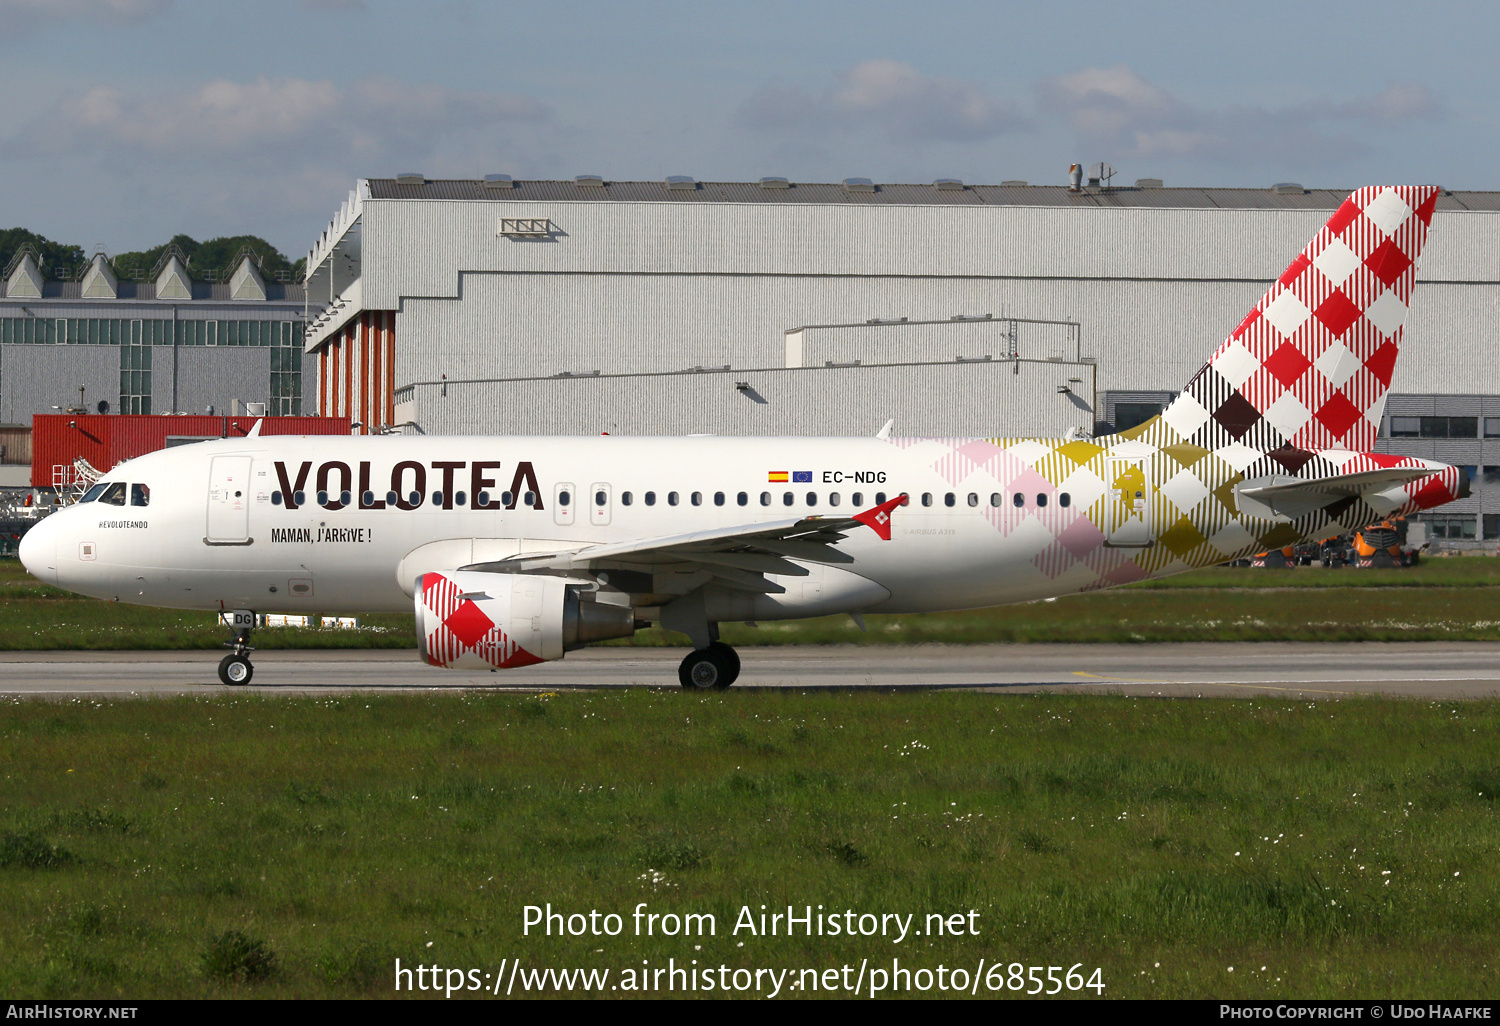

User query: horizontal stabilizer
[1236,467,1435,520]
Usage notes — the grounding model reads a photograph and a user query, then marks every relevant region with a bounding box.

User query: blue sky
[0,0,1488,259]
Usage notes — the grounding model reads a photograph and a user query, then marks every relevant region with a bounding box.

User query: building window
[1393,416,1478,438]
[1425,516,1476,540]
[1483,467,1500,486]
[1485,514,1500,540]
[1486,418,1500,438]
[1114,402,1162,431]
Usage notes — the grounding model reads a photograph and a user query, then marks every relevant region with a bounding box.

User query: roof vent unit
[1000,180,1029,187]
[665,175,696,190]
[843,177,876,193]
[5,249,43,299]
[80,253,118,300]
[933,178,964,191]
[758,176,790,189]
[483,174,514,189]
[395,172,425,185]
[1135,178,1164,189]
[1272,182,1306,195]
[575,174,606,187]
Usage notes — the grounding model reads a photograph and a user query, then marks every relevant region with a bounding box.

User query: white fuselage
[23,434,1084,617]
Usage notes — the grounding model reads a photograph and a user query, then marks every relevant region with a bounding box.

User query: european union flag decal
[792,471,813,483]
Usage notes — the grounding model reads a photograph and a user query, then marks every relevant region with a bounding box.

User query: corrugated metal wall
[0,345,119,423]
[407,359,1096,439]
[175,347,271,416]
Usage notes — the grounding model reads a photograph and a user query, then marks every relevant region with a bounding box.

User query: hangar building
[0,248,310,425]
[302,175,1500,545]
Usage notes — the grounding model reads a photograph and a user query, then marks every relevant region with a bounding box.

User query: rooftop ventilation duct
[933,178,964,191]
[1272,182,1306,195]
[1000,180,1029,187]
[1135,178,1164,189]
[483,174,514,189]
[80,253,118,300]
[665,175,696,190]
[6,250,43,299]
[395,172,425,185]
[843,177,875,193]
[575,174,606,187]
[758,177,790,189]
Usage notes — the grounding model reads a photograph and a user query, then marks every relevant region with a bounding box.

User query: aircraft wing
[461,494,906,593]
[1236,467,1435,519]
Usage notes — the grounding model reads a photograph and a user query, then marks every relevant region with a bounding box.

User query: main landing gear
[218,610,256,686]
[678,641,740,690]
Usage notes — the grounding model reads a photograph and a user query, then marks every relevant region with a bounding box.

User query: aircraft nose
[18,514,58,585]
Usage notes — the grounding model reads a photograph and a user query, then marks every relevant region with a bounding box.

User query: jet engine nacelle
[415,570,635,669]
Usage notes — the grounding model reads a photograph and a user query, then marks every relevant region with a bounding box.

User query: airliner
[19,186,1467,689]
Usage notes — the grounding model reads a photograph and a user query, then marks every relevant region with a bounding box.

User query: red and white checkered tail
[1159,185,1439,452]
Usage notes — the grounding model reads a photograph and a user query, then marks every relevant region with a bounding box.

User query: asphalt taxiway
[1,642,1498,699]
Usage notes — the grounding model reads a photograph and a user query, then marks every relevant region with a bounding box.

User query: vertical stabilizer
[1155,185,1438,453]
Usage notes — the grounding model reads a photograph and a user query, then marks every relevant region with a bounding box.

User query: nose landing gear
[218,610,256,686]
[678,641,740,690]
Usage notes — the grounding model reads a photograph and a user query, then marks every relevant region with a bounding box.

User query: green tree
[0,228,84,278]
[114,234,303,282]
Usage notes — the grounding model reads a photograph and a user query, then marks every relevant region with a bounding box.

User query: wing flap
[460,494,907,592]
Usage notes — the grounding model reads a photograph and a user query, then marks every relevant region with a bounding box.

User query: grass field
[6,557,1500,650]
[1,690,1496,999]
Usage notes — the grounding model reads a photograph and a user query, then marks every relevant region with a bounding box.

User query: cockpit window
[79,483,108,503]
[98,482,127,506]
[131,483,150,507]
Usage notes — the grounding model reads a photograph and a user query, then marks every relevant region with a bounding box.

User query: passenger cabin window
[272,491,283,505]
[621,491,633,506]
[294,490,307,506]
[691,492,703,506]
[806,492,817,506]
[943,492,956,507]
[668,492,680,506]
[990,493,1001,506]
[130,484,150,507]
[852,492,863,506]
[645,491,656,506]
[967,493,978,507]
[98,482,126,506]
[760,492,771,506]
[524,491,537,507]
[1059,493,1071,508]
[714,491,725,506]
[558,490,572,506]
[455,491,467,506]
[595,490,607,506]
[1037,493,1048,507]
[478,491,491,506]
[829,492,840,507]
[783,492,794,506]
[875,492,887,504]
[430,491,442,506]
[737,492,748,506]
[921,493,933,507]
[1012,493,1024,507]
[500,491,513,507]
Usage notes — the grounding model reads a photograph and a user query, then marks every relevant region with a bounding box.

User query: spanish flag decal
[768,471,789,482]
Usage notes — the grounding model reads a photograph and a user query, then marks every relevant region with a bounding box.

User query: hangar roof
[364,178,1500,211]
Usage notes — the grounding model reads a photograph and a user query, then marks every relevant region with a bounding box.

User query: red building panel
[31,414,353,488]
